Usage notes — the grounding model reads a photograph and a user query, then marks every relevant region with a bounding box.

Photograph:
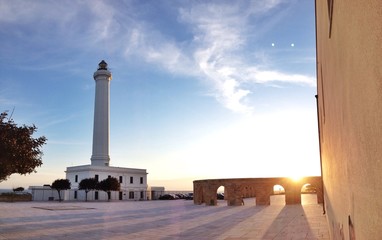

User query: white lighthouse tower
[91,60,111,166]
[64,60,149,202]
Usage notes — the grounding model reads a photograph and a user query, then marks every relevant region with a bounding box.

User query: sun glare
[291,176,303,182]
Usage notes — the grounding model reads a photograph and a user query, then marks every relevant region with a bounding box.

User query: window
[140,191,144,199]
[95,191,98,200]
[327,0,334,38]
[75,175,78,183]
[129,191,134,199]
[130,176,133,184]
[140,177,143,184]
[119,176,123,183]
[74,190,77,199]
[95,174,99,181]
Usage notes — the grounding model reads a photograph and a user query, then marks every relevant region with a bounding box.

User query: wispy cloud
[42,115,79,128]
[123,26,198,75]
[175,0,315,113]
[0,97,17,107]
[0,0,315,114]
[244,68,316,86]
[118,1,302,113]
[179,2,251,113]
[47,140,87,145]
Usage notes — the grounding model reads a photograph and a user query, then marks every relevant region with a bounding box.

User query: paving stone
[0,195,329,239]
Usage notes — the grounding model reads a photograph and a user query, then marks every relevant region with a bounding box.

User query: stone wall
[193,177,322,206]
[316,0,382,239]
[0,193,32,202]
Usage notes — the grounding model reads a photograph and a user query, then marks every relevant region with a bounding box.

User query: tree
[51,179,71,202]
[79,178,98,201]
[0,111,47,182]
[97,177,120,201]
[13,187,24,192]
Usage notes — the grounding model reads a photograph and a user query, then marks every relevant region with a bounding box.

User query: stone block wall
[316,0,382,238]
[193,177,322,206]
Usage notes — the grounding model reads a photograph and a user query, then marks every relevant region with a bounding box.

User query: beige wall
[316,0,382,239]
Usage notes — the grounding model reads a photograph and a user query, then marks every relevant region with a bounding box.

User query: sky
[0,0,320,191]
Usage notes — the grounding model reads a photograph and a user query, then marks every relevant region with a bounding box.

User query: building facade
[66,165,148,201]
[30,186,62,201]
[315,0,382,239]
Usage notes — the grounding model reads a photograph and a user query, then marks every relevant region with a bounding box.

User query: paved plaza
[0,195,329,240]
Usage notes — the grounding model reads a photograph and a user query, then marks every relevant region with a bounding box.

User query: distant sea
[0,189,12,193]
[0,189,31,194]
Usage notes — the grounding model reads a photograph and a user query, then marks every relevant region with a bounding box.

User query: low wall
[0,193,32,202]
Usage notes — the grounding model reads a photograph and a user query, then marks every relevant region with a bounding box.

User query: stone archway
[216,185,226,205]
[301,183,320,205]
[193,177,323,206]
[271,184,286,205]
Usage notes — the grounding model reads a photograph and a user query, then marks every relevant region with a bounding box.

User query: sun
[287,168,304,182]
[290,176,303,182]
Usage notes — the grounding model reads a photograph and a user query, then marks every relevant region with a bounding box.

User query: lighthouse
[64,60,149,201]
[91,60,112,166]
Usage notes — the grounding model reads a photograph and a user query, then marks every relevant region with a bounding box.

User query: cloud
[250,0,285,14]
[177,2,256,113]
[120,22,199,76]
[175,0,315,113]
[0,1,122,54]
[42,115,78,128]
[244,68,316,86]
[116,1,306,114]
[0,0,315,114]
[194,47,254,113]
[0,97,18,107]
[47,140,87,145]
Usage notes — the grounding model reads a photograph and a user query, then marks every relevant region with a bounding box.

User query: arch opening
[241,185,256,206]
[271,184,285,205]
[301,183,318,205]
[216,186,226,206]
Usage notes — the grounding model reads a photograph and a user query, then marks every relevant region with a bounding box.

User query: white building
[30,185,62,201]
[66,165,148,201]
[148,186,165,200]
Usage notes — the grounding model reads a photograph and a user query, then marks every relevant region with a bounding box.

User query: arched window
[301,183,318,205]
[271,184,286,205]
[216,186,226,206]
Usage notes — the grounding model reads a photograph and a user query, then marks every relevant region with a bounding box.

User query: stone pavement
[0,195,329,240]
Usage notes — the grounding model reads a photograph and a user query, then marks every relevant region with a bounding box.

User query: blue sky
[0,0,319,190]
